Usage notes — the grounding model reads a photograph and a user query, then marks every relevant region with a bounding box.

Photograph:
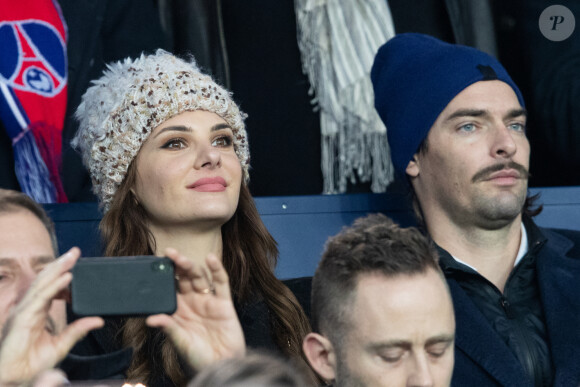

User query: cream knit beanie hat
[72,50,249,212]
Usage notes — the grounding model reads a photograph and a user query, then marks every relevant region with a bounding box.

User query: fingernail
[59,248,78,263]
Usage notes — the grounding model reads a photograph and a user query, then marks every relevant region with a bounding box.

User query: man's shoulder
[543,226,580,240]
[536,223,580,260]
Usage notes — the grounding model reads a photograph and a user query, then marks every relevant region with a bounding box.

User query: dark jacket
[446,224,580,386]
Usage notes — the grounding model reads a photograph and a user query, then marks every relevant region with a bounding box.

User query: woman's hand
[146,248,245,372]
[0,248,104,385]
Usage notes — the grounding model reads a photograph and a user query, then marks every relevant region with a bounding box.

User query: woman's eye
[162,138,186,149]
[212,135,233,147]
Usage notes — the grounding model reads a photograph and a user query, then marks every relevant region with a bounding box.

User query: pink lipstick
[188,177,227,192]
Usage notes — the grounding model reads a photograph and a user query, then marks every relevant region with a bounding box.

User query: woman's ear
[302,332,337,382]
[406,154,420,178]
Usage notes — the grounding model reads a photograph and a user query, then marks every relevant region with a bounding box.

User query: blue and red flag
[0,0,68,203]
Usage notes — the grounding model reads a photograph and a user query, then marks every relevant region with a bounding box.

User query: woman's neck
[149,223,223,266]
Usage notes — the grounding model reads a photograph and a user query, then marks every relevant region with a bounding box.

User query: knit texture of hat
[371,33,525,178]
[72,50,249,212]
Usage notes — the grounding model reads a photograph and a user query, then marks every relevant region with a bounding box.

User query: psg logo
[0,19,67,97]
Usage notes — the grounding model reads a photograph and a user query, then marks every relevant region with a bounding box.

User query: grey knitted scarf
[295,0,396,193]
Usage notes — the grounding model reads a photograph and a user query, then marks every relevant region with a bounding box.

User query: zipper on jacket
[503,279,543,387]
[499,296,515,319]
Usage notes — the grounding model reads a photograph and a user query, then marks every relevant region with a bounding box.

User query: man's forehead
[443,81,522,115]
[422,81,524,143]
[350,270,453,323]
[0,210,55,263]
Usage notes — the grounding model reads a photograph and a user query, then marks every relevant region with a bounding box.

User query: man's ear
[406,154,420,178]
[303,332,337,382]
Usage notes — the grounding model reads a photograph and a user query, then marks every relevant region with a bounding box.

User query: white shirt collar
[452,222,528,272]
[514,222,528,267]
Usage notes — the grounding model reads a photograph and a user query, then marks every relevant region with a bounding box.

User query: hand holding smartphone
[71,256,177,317]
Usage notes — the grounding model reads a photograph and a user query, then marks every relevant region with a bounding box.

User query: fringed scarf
[294,0,396,193]
[0,0,68,203]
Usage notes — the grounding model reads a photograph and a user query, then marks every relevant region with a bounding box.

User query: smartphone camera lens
[151,260,169,273]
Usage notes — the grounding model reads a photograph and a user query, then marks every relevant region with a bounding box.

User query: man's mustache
[471,161,529,183]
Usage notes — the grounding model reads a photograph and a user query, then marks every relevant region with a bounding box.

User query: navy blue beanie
[370,33,525,178]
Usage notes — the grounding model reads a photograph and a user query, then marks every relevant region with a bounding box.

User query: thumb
[54,317,104,360]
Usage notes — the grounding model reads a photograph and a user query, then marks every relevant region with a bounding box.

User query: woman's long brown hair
[100,162,316,385]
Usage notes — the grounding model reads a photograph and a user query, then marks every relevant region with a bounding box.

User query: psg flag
[0,0,68,203]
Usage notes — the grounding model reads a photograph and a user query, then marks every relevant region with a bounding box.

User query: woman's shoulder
[235,276,312,351]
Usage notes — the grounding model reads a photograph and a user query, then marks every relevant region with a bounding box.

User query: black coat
[448,224,580,386]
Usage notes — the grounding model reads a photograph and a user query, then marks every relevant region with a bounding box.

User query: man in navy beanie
[371,33,580,387]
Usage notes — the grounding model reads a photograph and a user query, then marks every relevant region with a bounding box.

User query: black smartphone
[71,256,177,317]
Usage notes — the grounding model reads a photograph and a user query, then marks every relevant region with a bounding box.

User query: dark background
[1,0,578,201]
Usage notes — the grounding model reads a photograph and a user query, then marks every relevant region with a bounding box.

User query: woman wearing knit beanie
[72,50,316,386]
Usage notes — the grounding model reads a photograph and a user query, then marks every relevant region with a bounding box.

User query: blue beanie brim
[371,33,525,178]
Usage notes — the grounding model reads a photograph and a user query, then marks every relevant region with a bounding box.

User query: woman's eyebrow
[211,123,232,132]
[152,125,192,139]
[153,123,231,139]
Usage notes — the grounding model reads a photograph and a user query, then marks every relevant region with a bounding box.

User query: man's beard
[471,161,529,226]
